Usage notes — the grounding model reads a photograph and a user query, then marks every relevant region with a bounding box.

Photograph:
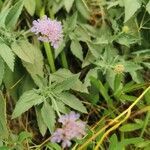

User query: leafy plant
[0,0,150,149]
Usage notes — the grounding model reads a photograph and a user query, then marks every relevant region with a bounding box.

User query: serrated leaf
[51,69,88,93]
[82,50,95,68]
[124,61,142,72]
[52,75,79,94]
[54,100,68,114]
[11,41,34,63]
[59,92,87,113]
[0,42,15,71]
[24,0,36,16]
[0,8,10,27]
[123,0,141,22]
[87,42,102,58]
[41,102,56,133]
[0,92,8,138]
[146,1,150,14]
[5,0,23,29]
[64,0,74,13]
[64,12,77,33]
[12,90,43,118]
[71,40,83,61]
[116,34,139,47]
[75,0,90,19]
[21,41,44,87]
[35,106,47,136]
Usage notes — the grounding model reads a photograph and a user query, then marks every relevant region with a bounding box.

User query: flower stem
[60,51,68,69]
[48,9,68,69]
[44,42,56,73]
[40,8,56,73]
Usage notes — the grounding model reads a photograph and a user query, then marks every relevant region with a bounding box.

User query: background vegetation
[0,0,150,149]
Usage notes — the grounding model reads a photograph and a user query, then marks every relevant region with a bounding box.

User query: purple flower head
[51,111,86,148]
[31,16,63,49]
[58,111,80,125]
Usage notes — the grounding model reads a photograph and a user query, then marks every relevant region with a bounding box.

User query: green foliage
[0,92,8,139]
[0,0,150,149]
[0,42,15,71]
[123,0,141,22]
[41,101,56,133]
[12,90,44,118]
[59,92,87,113]
[24,0,36,16]
[5,0,23,29]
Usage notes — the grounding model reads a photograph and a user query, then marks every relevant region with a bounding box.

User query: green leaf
[120,137,144,146]
[53,75,79,94]
[51,69,88,93]
[119,94,137,102]
[106,69,115,90]
[24,0,36,16]
[18,131,32,143]
[59,92,87,113]
[41,102,56,133]
[5,0,23,29]
[11,41,34,63]
[21,41,44,87]
[0,92,8,138]
[130,71,144,83]
[35,106,47,136]
[54,100,68,114]
[0,42,15,71]
[90,77,111,104]
[46,143,62,150]
[116,34,139,47]
[137,140,150,148]
[142,62,150,69]
[123,0,141,22]
[70,40,83,61]
[64,12,77,33]
[120,123,143,132]
[146,1,150,14]
[124,61,142,72]
[12,90,43,118]
[82,51,95,68]
[64,0,74,13]
[0,7,10,27]
[109,134,119,150]
[84,68,98,87]
[87,42,102,58]
[0,58,4,86]
[114,74,123,93]
[55,39,66,58]
[75,0,90,19]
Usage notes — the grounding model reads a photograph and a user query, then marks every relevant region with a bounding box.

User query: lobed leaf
[12,90,44,118]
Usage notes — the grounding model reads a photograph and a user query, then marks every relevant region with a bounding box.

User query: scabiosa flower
[51,111,86,148]
[31,16,63,49]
